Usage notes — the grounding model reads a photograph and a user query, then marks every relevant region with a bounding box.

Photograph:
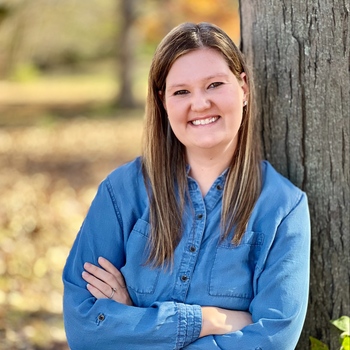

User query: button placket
[172,177,206,301]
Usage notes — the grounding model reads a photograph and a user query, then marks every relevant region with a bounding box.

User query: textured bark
[239,1,350,349]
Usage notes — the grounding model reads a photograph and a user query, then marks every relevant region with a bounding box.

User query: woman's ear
[239,72,249,103]
[158,91,167,110]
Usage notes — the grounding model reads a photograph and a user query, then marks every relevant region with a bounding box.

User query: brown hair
[142,22,262,267]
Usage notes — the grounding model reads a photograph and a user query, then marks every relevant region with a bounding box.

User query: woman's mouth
[191,116,220,126]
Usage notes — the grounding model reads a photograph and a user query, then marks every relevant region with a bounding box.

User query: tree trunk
[115,0,138,108]
[239,1,349,349]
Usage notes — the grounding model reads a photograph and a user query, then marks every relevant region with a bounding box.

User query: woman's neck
[187,150,232,196]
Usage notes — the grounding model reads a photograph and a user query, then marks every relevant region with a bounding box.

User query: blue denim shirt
[63,157,310,350]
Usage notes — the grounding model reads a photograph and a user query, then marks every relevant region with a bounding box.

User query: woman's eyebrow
[167,73,230,90]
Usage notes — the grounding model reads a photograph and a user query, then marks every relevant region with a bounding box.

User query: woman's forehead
[166,48,232,85]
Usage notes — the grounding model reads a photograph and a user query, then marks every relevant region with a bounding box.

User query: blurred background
[0,0,239,348]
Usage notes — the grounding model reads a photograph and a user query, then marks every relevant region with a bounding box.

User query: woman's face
[163,48,248,159]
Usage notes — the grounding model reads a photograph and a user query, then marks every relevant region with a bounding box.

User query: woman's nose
[190,92,211,112]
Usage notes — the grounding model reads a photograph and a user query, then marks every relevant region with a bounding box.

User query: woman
[63,22,310,349]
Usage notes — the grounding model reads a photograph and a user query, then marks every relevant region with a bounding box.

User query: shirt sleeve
[182,192,311,350]
[62,179,202,350]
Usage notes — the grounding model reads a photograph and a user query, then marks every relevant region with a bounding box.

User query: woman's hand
[199,307,252,337]
[82,257,133,306]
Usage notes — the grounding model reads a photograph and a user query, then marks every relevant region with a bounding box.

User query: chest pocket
[209,231,264,299]
[120,219,160,295]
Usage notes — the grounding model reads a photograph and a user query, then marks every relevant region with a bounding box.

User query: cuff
[175,303,202,348]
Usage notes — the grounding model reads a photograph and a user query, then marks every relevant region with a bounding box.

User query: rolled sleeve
[176,303,202,348]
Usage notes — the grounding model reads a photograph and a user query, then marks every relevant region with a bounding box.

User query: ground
[0,97,143,349]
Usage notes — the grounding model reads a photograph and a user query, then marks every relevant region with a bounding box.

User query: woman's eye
[208,82,223,89]
[174,90,189,96]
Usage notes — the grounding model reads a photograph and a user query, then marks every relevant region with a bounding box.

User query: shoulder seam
[279,190,306,228]
[105,177,123,229]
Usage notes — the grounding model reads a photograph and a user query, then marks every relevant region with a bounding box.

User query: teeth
[191,116,219,126]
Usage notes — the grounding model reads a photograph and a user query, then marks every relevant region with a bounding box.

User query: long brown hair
[142,22,262,267]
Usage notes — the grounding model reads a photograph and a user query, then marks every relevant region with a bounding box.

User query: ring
[108,287,117,299]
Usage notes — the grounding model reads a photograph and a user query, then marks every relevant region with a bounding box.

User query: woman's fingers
[98,257,127,288]
[83,258,126,290]
[86,283,108,299]
[82,258,133,306]
[84,262,115,287]
[82,270,112,298]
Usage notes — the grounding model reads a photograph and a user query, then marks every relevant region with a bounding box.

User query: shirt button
[197,214,203,219]
[98,314,105,321]
[189,246,196,252]
[181,275,188,282]
[216,184,223,190]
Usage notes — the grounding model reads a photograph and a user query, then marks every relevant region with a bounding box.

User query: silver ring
[108,287,117,299]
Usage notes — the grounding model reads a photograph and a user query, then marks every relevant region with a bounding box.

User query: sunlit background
[0,0,239,348]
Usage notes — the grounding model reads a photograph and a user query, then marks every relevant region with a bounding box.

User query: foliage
[10,62,40,82]
[332,317,350,350]
[310,337,330,350]
[137,0,240,46]
[0,0,240,78]
[310,316,350,350]
[0,0,118,76]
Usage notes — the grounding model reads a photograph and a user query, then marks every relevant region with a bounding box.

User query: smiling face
[163,48,248,161]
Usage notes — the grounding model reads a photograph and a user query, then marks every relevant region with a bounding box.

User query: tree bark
[239,1,349,349]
